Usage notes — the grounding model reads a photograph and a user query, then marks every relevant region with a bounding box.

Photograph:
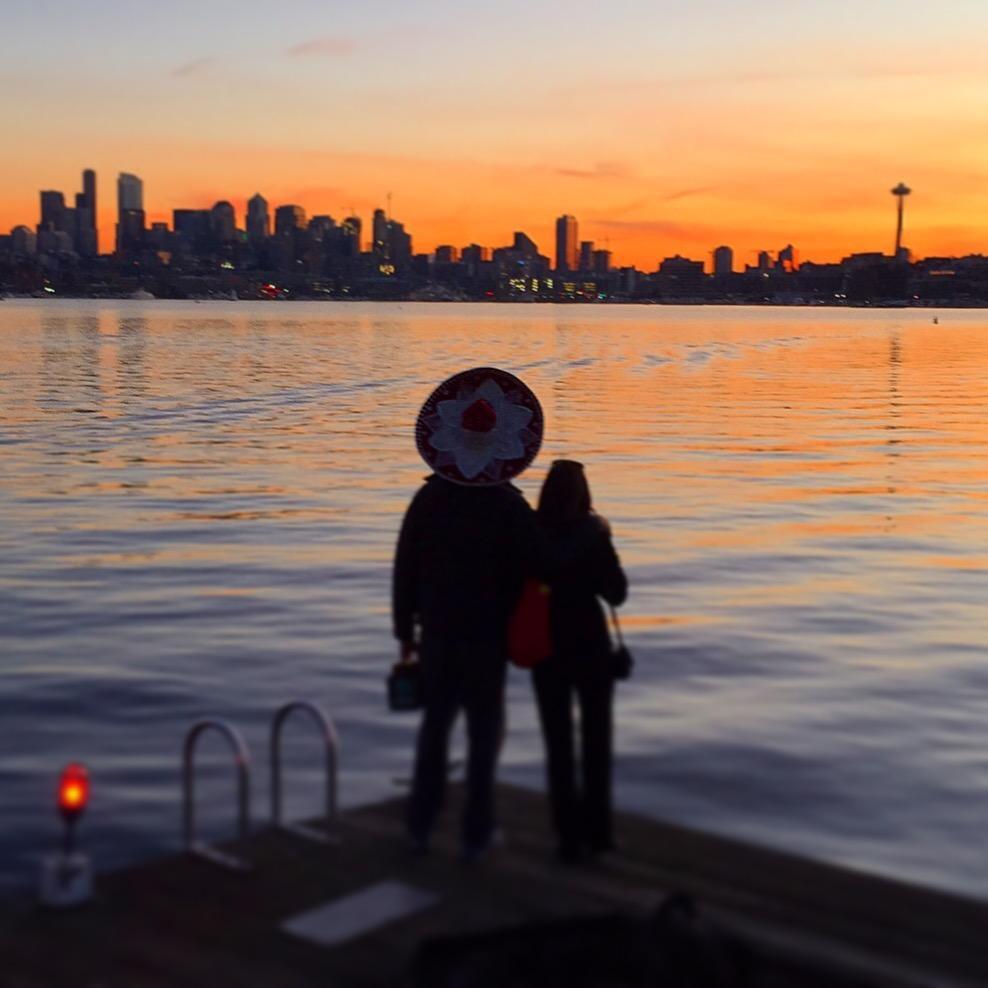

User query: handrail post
[270,701,340,843]
[181,719,252,871]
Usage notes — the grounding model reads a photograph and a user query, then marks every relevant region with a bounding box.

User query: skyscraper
[246,193,270,243]
[173,209,211,251]
[513,231,539,256]
[38,190,66,232]
[777,244,798,272]
[555,214,578,272]
[461,244,490,266]
[274,204,306,236]
[712,245,733,276]
[388,220,412,267]
[74,168,98,256]
[308,215,336,239]
[116,172,145,253]
[372,208,389,258]
[578,240,594,272]
[210,201,237,243]
[341,216,362,256]
[117,173,143,212]
[83,169,96,223]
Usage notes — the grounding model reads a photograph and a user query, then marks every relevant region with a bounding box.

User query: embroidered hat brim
[415,367,544,486]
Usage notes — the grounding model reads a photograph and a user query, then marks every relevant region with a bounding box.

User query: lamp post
[39,763,93,908]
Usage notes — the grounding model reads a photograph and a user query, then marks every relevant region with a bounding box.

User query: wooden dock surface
[1,782,986,987]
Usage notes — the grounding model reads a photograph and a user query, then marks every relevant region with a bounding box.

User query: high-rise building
[173,209,211,251]
[274,204,306,236]
[39,190,66,232]
[657,255,705,295]
[592,249,612,275]
[73,168,98,256]
[461,244,490,265]
[434,245,458,264]
[116,173,145,253]
[83,169,96,223]
[369,208,414,268]
[341,216,361,255]
[513,231,539,257]
[210,201,237,243]
[117,173,143,212]
[148,222,171,248]
[308,215,336,239]
[712,245,733,276]
[777,244,798,272]
[246,193,270,242]
[555,214,578,272]
[578,240,594,271]
[388,220,412,267]
[757,250,772,272]
[372,208,389,257]
[11,225,37,255]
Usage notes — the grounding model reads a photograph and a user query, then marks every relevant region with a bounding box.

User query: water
[1,299,987,899]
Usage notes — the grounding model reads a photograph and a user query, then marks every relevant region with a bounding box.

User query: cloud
[171,57,216,79]
[592,219,695,238]
[660,185,715,203]
[555,161,631,180]
[286,37,355,57]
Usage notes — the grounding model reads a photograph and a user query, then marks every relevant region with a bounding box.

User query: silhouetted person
[533,459,627,862]
[393,368,543,860]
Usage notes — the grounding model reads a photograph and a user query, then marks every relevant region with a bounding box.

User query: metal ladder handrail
[270,700,340,843]
[182,719,252,871]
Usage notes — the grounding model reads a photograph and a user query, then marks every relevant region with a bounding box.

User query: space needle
[891,182,911,258]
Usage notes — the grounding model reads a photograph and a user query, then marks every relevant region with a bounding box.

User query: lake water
[1,299,987,899]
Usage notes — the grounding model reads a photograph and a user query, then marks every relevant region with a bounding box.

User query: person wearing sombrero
[393,367,544,861]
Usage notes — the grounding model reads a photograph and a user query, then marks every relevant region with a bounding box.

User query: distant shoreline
[0,294,976,309]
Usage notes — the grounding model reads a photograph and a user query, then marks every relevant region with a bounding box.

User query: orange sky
[3,1,987,268]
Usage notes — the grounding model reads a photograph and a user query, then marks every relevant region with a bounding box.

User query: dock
[2,782,986,987]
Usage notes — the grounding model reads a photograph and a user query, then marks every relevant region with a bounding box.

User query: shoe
[460,828,503,865]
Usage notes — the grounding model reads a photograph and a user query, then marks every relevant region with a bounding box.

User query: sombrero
[416,367,543,486]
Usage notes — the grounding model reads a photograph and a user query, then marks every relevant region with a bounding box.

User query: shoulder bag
[609,605,633,681]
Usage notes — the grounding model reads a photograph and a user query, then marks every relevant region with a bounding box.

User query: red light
[58,763,89,820]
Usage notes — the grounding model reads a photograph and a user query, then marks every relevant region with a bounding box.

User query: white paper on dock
[280,880,440,947]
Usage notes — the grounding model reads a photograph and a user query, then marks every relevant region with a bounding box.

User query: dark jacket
[542,514,627,660]
[393,475,539,645]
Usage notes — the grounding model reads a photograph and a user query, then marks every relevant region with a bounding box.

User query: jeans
[406,634,507,849]
[532,655,614,851]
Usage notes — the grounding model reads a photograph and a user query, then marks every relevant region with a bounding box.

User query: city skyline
[7,165,962,274]
[11,163,985,307]
[2,2,987,267]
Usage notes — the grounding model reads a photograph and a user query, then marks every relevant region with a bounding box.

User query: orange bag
[508,579,552,668]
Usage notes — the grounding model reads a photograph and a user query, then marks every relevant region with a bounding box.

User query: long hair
[538,459,592,525]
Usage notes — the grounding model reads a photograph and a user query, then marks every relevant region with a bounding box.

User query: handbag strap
[608,604,625,647]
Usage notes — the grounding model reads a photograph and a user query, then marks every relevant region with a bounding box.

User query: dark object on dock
[411,893,753,987]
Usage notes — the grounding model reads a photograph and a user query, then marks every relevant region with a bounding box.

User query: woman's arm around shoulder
[593,514,628,607]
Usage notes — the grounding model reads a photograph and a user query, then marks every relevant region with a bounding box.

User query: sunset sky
[3,0,987,268]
